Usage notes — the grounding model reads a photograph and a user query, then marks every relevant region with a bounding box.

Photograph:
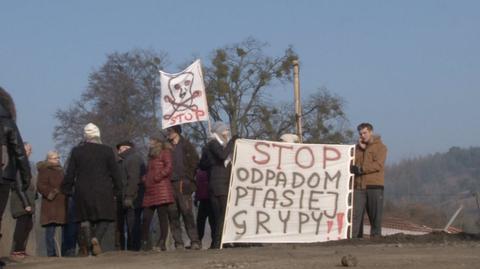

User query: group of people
[0,86,240,261]
[0,85,388,263]
[51,121,236,256]
[0,87,75,260]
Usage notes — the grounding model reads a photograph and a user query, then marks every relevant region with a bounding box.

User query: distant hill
[384,147,480,232]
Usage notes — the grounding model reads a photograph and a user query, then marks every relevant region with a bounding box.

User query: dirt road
[7,233,480,269]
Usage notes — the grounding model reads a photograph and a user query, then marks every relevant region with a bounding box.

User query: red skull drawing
[163,71,202,120]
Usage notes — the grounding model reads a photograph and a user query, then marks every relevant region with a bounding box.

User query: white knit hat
[211,121,229,136]
[84,123,101,139]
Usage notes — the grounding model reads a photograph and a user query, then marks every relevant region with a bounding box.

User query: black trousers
[13,214,33,252]
[80,220,110,244]
[196,199,216,245]
[352,188,384,238]
[142,204,183,247]
[116,201,143,251]
[171,181,200,245]
[0,183,11,240]
[210,195,227,247]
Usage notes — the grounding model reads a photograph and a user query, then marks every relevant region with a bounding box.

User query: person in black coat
[10,143,36,259]
[62,123,123,256]
[205,121,237,249]
[115,141,145,251]
[0,87,31,266]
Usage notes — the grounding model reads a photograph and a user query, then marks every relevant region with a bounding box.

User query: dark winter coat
[118,148,146,208]
[142,146,174,207]
[170,136,199,194]
[0,87,31,189]
[10,160,37,218]
[10,173,36,218]
[62,142,123,222]
[206,137,236,196]
[195,169,209,201]
[37,161,67,225]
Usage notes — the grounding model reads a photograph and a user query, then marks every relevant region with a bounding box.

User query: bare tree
[186,37,298,143]
[54,49,168,155]
[301,88,353,143]
[185,39,352,145]
[249,87,353,143]
[55,40,352,156]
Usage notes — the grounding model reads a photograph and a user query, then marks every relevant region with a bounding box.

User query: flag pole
[292,60,303,143]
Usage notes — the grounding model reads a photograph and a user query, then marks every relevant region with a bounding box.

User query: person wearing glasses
[37,151,67,256]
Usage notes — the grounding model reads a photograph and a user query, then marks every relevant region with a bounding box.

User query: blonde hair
[148,139,172,158]
[46,150,60,161]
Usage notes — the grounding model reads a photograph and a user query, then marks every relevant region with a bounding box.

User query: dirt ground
[4,232,480,269]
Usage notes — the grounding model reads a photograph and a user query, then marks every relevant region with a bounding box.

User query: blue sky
[1,0,479,163]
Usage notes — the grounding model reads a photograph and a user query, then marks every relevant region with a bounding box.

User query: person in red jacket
[141,137,183,251]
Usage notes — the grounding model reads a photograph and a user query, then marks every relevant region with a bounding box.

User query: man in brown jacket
[351,123,387,238]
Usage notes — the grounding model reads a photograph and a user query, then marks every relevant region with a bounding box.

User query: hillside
[385,147,480,232]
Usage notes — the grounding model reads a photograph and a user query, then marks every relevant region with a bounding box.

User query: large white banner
[159,59,208,129]
[222,139,354,244]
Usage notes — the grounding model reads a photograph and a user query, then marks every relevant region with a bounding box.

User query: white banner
[222,139,354,244]
[159,59,208,129]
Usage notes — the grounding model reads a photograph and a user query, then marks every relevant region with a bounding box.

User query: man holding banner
[204,122,237,249]
[159,59,209,249]
[166,125,201,250]
[351,122,388,238]
[159,59,209,130]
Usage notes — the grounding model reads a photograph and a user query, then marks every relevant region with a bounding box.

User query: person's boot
[174,242,185,251]
[114,230,122,251]
[156,239,167,251]
[91,237,102,256]
[190,241,202,250]
[64,248,77,257]
[140,240,150,251]
[211,239,221,249]
[77,227,90,257]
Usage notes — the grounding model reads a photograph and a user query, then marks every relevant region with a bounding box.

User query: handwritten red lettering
[323,146,341,169]
[272,143,293,170]
[295,146,314,169]
[252,142,271,165]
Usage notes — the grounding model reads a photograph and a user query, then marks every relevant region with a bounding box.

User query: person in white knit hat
[62,123,123,256]
[83,123,101,143]
[204,121,238,249]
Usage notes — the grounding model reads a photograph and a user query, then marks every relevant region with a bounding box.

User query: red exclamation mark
[337,213,345,240]
[327,220,334,240]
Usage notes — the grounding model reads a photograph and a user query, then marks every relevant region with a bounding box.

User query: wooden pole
[443,205,463,233]
[292,60,303,143]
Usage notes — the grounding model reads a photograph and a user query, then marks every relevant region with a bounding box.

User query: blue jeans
[45,225,59,256]
[62,197,78,256]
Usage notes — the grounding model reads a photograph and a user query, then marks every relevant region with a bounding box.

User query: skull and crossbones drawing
[163,71,202,120]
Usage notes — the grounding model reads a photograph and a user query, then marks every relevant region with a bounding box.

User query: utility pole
[292,60,303,143]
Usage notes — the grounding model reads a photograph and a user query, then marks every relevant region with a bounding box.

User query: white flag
[159,59,208,129]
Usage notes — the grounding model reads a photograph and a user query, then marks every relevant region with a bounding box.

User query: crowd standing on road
[0,86,386,264]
